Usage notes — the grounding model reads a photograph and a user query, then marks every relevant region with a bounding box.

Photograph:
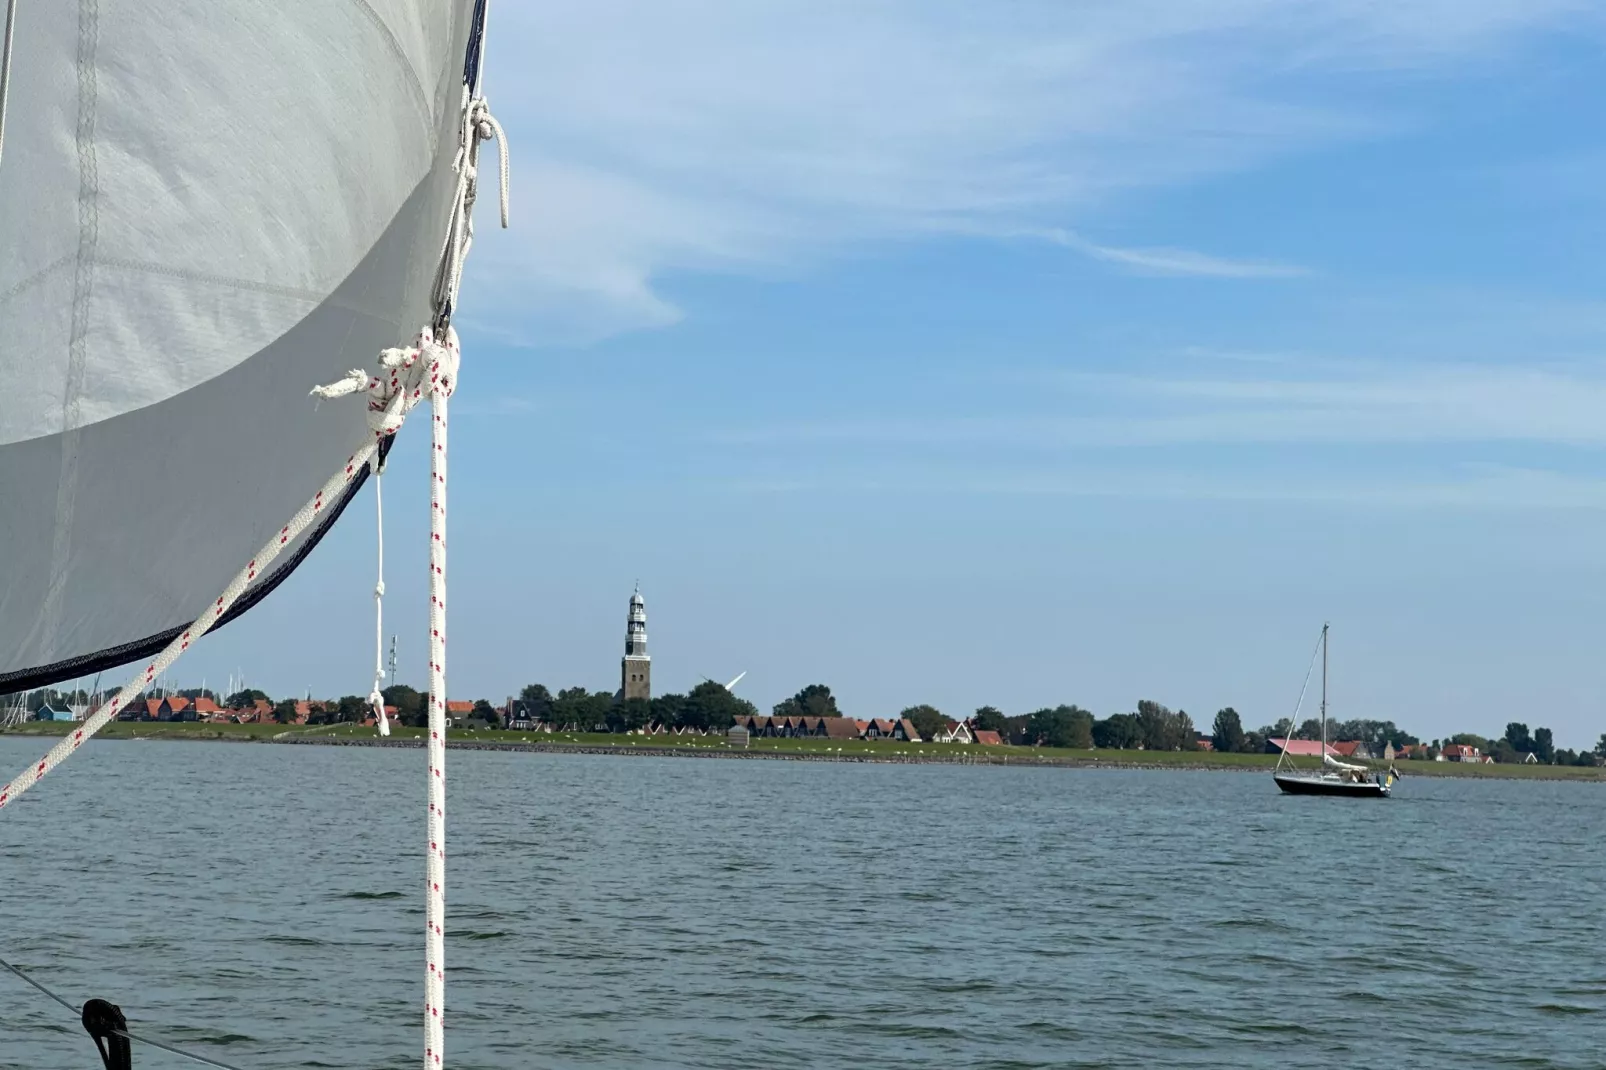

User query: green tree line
[9,682,1602,766]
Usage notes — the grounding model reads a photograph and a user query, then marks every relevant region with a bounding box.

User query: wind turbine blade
[725,671,746,691]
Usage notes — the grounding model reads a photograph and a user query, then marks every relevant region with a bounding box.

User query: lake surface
[0,738,1602,1069]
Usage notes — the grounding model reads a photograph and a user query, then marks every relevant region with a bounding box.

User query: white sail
[1322,753,1369,773]
[0,1,475,686]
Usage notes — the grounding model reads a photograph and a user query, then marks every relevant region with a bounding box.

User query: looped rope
[469,98,509,230]
[432,93,509,331]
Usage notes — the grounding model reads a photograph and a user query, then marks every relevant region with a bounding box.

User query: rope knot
[311,327,460,440]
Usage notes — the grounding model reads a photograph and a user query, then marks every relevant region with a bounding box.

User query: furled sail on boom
[0,1,478,690]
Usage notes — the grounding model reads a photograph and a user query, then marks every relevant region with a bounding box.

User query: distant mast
[1320,622,1329,755]
[621,583,651,702]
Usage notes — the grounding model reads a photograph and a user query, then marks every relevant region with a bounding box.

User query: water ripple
[0,741,1603,1069]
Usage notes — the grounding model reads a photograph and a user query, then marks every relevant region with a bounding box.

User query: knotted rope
[312,327,460,742]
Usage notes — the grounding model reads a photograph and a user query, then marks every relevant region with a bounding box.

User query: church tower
[621,583,651,701]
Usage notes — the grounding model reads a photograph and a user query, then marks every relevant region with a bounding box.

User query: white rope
[0,0,18,170]
[370,463,390,736]
[0,440,381,809]
[309,326,461,1070]
[423,355,453,1070]
[432,94,509,324]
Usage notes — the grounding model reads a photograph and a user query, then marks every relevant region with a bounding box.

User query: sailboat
[0,1,505,1065]
[1272,624,1397,798]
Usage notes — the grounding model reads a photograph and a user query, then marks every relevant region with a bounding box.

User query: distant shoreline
[278,733,1257,770]
[3,722,1601,781]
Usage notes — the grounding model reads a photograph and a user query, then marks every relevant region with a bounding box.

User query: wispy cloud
[1034,228,1309,278]
[476,1,1597,342]
[710,359,1606,448]
[723,462,1606,510]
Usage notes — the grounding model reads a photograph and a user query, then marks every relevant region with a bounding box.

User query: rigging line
[118,1025,253,1070]
[369,459,390,735]
[0,952,79,1015]
[1275,628,1325,774]
[0,0,16,169]
[0,953,250,1070]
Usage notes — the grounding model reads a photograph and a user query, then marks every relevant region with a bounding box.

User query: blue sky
[181,2,1606,747]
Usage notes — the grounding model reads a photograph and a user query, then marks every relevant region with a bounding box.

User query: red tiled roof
[192,697,220,714]
[1331,740,1364,757]
[973,729,1004,746]
[1441,743,1479,758]
[1270,738,1339,757]
[853,720,869,732]
[446,700,474,714]
[896,718,923,742]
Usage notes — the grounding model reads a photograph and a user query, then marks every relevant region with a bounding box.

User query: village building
[929,720,974,744]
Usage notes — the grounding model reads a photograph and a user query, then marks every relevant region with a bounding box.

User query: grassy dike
[4,720,1603,780]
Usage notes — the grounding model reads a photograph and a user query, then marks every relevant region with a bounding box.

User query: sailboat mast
[1320,623,1328,751]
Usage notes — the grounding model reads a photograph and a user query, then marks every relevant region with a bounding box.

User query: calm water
[0,738,1602,1069]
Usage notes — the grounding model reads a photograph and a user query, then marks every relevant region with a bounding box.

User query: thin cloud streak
[723,464,1606,511]
[1035,228,1310,278]
[711,362,1606,448]
[479,1,1595,342]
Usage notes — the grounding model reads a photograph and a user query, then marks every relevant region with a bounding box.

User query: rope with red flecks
[0,329,459,814]
[0,445,379,810]
[423,337,453,1070]
[306,326,461,1070]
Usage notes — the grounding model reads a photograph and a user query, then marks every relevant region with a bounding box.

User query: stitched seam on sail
[0,255,74,307]
[35,0,99,665]
[344,0,434,136]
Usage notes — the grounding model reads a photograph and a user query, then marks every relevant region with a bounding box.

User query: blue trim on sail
[463,0,489,91]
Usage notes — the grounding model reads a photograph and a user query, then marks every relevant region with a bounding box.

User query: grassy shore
[4,720,1602,779]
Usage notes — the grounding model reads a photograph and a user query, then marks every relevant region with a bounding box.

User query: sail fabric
[0,1,474,685]
[1322,754,1369,773]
